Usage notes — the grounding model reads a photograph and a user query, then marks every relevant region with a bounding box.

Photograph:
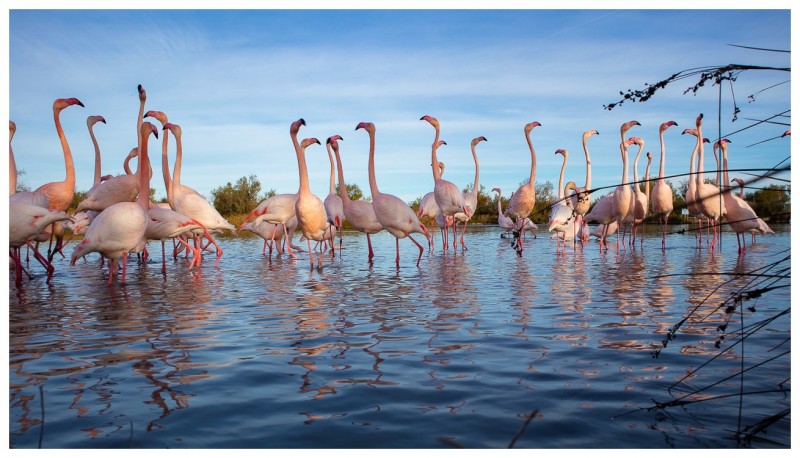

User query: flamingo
[628,136,648,246]
[589,221,619,240]
[163,122,235,266]
[568,129,599,237]
[493,187,516,236]
[453,135,487,251]
[730,177,773,244]
[9,203,72,285]
[356,121,430,267]
[239,217,300,257]
[716,139,762,254]
[290,121,328,269]
[10,97,84,261]
[420,115,470,251]
[70,122,158,285]
[681,127,710,246]
[505,121,542,254]
[417,149,447,251]
[693,113,726,251]
[324,136,346,255]
[611,120,640,250]
[548,148,575,255]
[583,193,615,250]
[328,135,385,262]
[144,207,204,273]
[650,120,679,250]
[77,85,148,213]
[632,150,653,247]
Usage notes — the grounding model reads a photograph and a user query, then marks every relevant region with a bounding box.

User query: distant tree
[747,184,790,223]
[342,182,364,201]
[69,190,87,213]
[15,169,31,193]
[210,174,271,216]
[530,180,555,224]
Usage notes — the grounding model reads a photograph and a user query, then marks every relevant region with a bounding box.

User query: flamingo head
[731,177,744,187]
[355,122,375,133]
[420,115,439,129]
[55,98,84,110]
[781,129,791,137]
[646,151,653,160]
[584,129,599,139]
[524,121,541,134]
[87,115,106,127]
[301,137,320,149]
[472,136,487,147]
[290,118,306,137]
[681,128,697,137]
[491,187,501,194]
[137,84,146,101]
[163,122,182,137]
[142,121,158,139]
[627,136,644,147]
[696,113,704,127]
[621,120,640,136]
[660,120,678,132]
[145,110,168,126]
[435,140,447,149]
[555,148,568,157]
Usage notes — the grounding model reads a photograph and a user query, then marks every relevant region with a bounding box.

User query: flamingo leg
[395,237,400,267]
[283,224,297,260]
[405,233,424,266]
[367,233,374,262]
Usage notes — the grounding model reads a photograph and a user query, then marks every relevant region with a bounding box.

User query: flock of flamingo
[9,84,785,287]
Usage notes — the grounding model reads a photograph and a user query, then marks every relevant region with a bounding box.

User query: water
[9,225,791,448]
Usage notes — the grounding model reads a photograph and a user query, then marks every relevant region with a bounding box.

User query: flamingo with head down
[357,121,430,267]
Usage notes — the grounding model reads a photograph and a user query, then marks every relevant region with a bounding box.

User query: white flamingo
[324,138,345,254]
[357,121,430,267]
[730,177,774,244]
[650,120,679,250]
[693,113,726,251]
[568,129,599,237]
[10,203,71,285]
[548,149,575,255]
[717,140,763,254]
[453,135,487,251]
[612,120,640,250]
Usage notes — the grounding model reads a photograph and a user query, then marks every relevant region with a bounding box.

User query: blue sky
[6,4,792,206]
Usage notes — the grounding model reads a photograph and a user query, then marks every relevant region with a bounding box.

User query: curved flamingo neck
[658,129,667,180]
[295,144,311,195]
[171,130,183,201]
[331,144,351,204]
[526,130,537,189]
[10,129,17,195]
[721,144,731,195]
[366,128,379,196]
[556,152,567,199]
[54,106,76,189]
[160,131,172,206]
[696,123,704,188]
[327,146,336,195]
[470,143,480,197]
[621,143,629,185]
[633,144,643,190]
[431,124,441,180]
[495,192,503,216]
[137,130,152,210]
[89,123,102,186]
[644,157,652,201]
[582,134,592,190]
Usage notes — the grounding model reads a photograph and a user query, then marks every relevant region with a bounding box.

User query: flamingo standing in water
[70,122,158,285]
[289,119,328,268]
[628,136,647,246]
[505,121,542,254]
[681,127,710,247]
[10,203,72,285]
[357,121,430,267]
[632,150,653,247]
[164,122,235,266]
[568,129,599,241]
[693,114,725,251]
[611,120,640,250]
[548,148,575,255]
[716,139,762,254]
[9,120,17,195]
[453,135,487,251]
[493,187,516,236]
[420,115,470,251]
[417,148,447,251]
[328,135,384,262]
[650,120,679,250]
[10,98,84,261]
[730,177,774,244]
[324,138,345,255]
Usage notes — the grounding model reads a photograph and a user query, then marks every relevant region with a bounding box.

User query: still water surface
[9,225,791,448]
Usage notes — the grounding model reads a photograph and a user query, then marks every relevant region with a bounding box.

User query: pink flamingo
[492,187,516,236]
[417,148,447,251]
[612,120,640,250]
[420,115,470,251]
[548,148,575,255]
[505,121,542,253]
[681,127,709,246]
[70,122,158,285]
[356,121,430,267]
[11,98,84,260]
[716,139,761,254]
[328,135,385,262]
[730,177,773,244]
[631,150,653,247]
[693,114,725,251]
[453,136,487,251]
[324,136,346,254]
[290,121,328,268]
[568,129,599,238]
[628,136,647,246]
[650,120,679,250]
[164,122,235,266]
[9,120,17,195]
[10,203,72,285]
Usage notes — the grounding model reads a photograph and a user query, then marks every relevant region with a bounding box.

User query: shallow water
[9,225,791,448]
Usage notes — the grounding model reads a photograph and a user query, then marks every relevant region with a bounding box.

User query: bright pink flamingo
[650,120,679,250]
[164,122,235,266]
[453,136,487,251]
[324,137,345,254]
[329,135,384,262]
[10,203,71,285]
[357,121,430,267]
[420,115,470,251]
[506,121,542,253]
[612,120,640,250]
[70,122,158,285]
[290,121,327,269]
